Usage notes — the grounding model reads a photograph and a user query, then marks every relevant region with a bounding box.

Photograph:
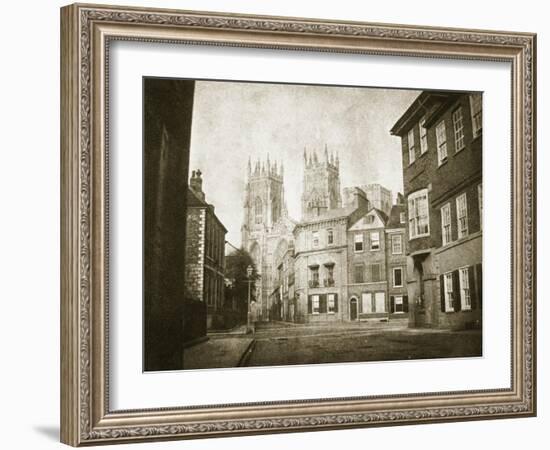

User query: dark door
[350,298,358,321]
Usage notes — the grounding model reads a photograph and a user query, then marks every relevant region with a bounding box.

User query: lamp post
[246,265,253,334]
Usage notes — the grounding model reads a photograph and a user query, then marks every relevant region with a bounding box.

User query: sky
[188,80,420,248]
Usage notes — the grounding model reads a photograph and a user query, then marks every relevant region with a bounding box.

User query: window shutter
[390,296,395,313]
[307,295,312,314]
[452,270,461,312]
[320,294,327,313]
[468,266,477,309]
[334,294,338,312]
[403,295,409,313]
[440,274,446,312]
[358,296,363,314]
[476,263,483,309]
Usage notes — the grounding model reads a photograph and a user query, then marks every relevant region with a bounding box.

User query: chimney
[396,192,405,205]
[189,169,205,201]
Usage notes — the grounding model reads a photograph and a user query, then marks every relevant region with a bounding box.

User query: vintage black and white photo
[143,78,483,372]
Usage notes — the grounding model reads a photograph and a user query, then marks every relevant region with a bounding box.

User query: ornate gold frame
[60,3,536,446]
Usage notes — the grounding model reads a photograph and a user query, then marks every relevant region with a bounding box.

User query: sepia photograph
[143,77,483,372]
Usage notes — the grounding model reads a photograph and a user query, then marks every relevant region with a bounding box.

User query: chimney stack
[189,169,205,201]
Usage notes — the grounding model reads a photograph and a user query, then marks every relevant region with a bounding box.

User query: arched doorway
[349,297,358,321]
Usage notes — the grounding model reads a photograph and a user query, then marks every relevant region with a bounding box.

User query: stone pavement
[182,335,254,370]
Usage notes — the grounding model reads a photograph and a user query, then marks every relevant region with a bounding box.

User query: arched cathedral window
[254,197,263,224]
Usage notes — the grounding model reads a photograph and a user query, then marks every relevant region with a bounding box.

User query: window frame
[394,295,404,313]
[459,266,472,310]
[408,189,430,239]
[436,120,448,166]
[452,107,465,152]
[370,231,380,251]
[354,233,364,253]
[312,295,320,315]
[441,202,452,246]
[311,230,320,248]
[327,293,336,314]
[444,272,454,312]
[419,117,428,155]
[391,234,403,254]
[354,263,365,284]
[456,192,469,239]
[470,93,482,138]
[393,267,403,288]
[327,228,334,245]
[407,128,416,165]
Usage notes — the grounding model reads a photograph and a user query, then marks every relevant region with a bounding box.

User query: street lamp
[246,265,253,334]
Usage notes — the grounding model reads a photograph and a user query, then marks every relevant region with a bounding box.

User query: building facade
[391,91,483,330]
[185,169,227,329]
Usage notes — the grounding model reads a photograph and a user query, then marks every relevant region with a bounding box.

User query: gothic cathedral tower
[241,155,286,251]
[301,146,342,220]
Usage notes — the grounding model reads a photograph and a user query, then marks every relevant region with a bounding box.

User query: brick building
[185,169,228,329]
[385,201,409,317]
[391,91,482,330]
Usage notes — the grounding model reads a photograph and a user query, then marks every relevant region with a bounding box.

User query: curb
[237,339,257,367]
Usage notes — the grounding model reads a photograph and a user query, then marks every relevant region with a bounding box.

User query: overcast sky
[188,80,420,248]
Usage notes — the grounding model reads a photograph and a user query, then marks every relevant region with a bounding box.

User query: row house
[347,201,408,321]
[391,90,483,330]
[185,170,228,329]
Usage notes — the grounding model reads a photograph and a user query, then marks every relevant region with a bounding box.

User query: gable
[349,210,385,231]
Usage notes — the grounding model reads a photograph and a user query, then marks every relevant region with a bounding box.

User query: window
[436,120,448,165]
[456,193,469,238]
[444,272,454,312]
[375,292,386,313]
[478,184,483,230]
[327,228,334,245]
[394,296,404,313]
[312,230,319,248]
[254,197,263,224]
[354,264,365,284]
[400,212,405,224]
[419,117,428,154]
[393,268,403,287]
[370,231,380,250]
[391,234,403,254]
[370,264,381,282]
[361,293,373,313]
[408,128,416,164]
[354,233,364,252]
[408,189,430,238]
[328,294,336,314]
[310,266,319,287]
[470,93,482,137]
[312,295,320,314]
[459,267,471,310]
[325,265,335,286]
[452,107,465,152]
[441,203,452,245]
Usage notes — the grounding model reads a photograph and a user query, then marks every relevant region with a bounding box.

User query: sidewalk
[182,335,254,370]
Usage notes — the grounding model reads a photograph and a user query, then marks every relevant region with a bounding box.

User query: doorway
[350,298,358,321]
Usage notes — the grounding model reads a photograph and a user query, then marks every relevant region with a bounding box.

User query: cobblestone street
[183,321,482,370]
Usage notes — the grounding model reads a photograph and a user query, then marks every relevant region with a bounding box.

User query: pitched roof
[186,187,208,207]
[386,203,406,229]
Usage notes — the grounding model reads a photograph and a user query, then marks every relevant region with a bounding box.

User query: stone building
[294,188,369,323]
[391,91,482,330]
[241,156,296,320]
[185,169,227,329]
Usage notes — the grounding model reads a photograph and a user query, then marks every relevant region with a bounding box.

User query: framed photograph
[60,3,536,446]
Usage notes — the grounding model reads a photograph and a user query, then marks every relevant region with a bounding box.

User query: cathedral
[241,155,296,320]
[241,147,344,320]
